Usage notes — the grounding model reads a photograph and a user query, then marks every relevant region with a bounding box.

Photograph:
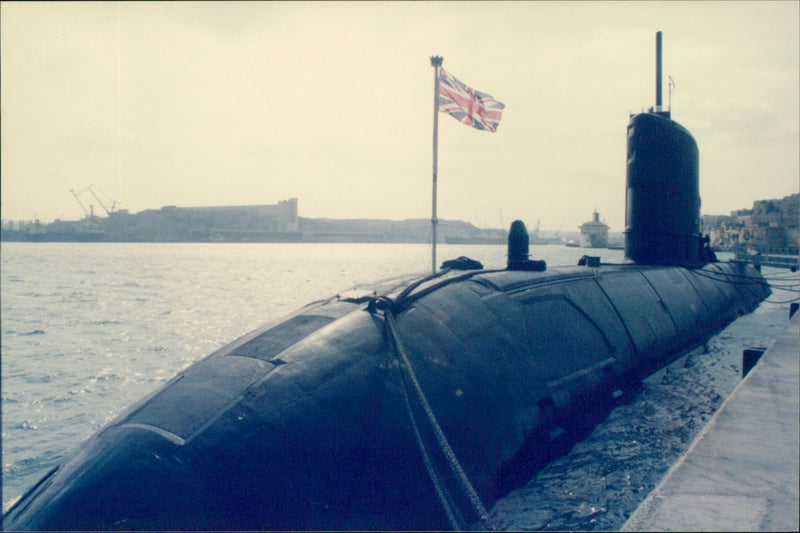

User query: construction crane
[70,189,91,219]
[70,186,120,217]
[86,186,118,216]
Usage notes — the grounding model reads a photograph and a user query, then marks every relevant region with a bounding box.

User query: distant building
[703,193,798,253]
[167,198,299,232]
[137,198,301,241]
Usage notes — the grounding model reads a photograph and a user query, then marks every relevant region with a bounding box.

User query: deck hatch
[228,315,336,361]
[121,356,274,441]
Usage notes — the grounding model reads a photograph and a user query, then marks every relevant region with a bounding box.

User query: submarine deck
[622,311,799,532]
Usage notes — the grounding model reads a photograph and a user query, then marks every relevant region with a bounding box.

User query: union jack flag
[438,68,505,132]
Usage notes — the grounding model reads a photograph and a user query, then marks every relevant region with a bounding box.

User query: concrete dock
[623,312,799,531]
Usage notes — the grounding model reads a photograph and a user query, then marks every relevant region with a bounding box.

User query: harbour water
[2,242,796,528]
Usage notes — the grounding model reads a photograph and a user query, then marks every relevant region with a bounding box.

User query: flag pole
[430,56,443,274]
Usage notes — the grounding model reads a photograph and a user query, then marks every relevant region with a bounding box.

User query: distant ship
[579,210,610,248]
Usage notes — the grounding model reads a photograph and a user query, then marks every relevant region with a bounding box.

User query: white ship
[579,210,610,248]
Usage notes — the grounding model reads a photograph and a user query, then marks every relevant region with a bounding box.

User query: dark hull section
[4,262,769,531]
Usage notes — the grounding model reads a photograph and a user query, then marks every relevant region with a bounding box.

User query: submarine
[4,33,770,531]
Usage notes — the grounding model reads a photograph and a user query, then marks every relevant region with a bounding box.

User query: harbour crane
[70,189,91,219]
[85,186,118,216]
[70,186,120,217]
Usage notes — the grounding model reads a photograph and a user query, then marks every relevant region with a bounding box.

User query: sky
[2,1,798,232]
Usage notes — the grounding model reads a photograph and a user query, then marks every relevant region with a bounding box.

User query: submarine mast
[655,30,666,116]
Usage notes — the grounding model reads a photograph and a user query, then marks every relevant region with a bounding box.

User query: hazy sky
[2,1,798,232]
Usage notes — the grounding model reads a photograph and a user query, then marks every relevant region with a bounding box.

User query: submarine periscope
[3,32,770,531]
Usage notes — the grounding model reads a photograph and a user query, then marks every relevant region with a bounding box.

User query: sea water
[1,242,795,529]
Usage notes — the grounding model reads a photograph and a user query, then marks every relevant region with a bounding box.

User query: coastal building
[705,193,799,253]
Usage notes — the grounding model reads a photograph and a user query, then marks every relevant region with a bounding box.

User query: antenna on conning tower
[652,31,670,118]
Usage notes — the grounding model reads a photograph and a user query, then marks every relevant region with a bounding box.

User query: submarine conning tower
[624,31,705,267]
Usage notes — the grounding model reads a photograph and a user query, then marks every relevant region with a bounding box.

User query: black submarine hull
[3,260,769,530]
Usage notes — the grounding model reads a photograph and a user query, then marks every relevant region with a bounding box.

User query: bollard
[742,347,766,378]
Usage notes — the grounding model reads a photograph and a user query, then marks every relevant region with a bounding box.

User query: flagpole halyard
[430,56,443,274]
